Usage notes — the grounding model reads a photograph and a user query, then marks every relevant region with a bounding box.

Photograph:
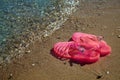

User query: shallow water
[0,0,52,45]
[0,0,79,63]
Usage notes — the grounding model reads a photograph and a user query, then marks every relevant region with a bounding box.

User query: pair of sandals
[53,32,111,64]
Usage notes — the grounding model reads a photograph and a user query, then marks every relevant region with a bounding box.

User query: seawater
[0,0,79,63]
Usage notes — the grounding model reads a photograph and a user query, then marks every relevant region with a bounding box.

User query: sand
[0,0,120,80]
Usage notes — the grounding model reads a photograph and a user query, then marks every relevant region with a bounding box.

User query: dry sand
[0,0,120,80]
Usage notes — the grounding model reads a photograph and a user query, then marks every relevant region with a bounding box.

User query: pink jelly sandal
[53,41,100,64]
[53,41,75,59]
[97,40,111,56]
[71,32,111,56]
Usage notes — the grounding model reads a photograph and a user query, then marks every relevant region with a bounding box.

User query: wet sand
[0,0,120,80]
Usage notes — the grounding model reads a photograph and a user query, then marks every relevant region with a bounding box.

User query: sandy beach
[0,0,120,80]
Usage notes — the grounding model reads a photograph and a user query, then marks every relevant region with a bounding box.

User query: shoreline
[0,0,79,65]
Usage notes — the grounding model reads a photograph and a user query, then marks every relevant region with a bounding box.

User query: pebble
[96,75,103,79]
[63,62,66,65]
[18,50,21,53]
[15,49,18,51]
[25,50,31,53]
[106,71,110,74]
[32,63,35,66]
[57,36,61,39]
[25,44,29,47]
[117,35,120,38]
[8,73,13,80]
[9,73,13,77]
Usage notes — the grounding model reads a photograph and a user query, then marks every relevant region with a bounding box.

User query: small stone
[117,35,120,38]
[25,44,29,47]
[8,73,13,80]
[63,62,66,65]
[96,75,103,79]
[32,63,35,66]
[10,73,13,77]
[15,49,18,51]
[106,71,110,74]
[25,50,31,53]
[20,43,22,47]
[57,36,61,39]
